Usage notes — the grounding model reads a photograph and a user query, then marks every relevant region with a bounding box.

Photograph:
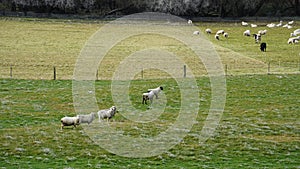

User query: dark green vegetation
[0,75,299,168]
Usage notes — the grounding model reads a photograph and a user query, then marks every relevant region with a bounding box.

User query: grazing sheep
[288,36,300,44]
[258,30,267,35]
[77,112,96,125]
[267,23,276,28]
[288,20,294,25]
[188,19,193,25]
[291,29,300,37]
[216,30,225,35]
[147,86,163,99]
[287,25,293,29]
[142,90,155,105]
[205,28,212,34]
[61,116,80,129]
[97,106,117,122]
[241,21,248,26]
[251,24,257,28]
[276,21,283,27]
[243,30,251,36]
[223,32,229,38]
[283,24,289,28]
[193,31,200,35]
[215,34,220,40]
[253,34,261,43]
[260,42,267,52]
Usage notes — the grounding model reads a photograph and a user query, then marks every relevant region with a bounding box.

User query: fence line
[0,62,299,80]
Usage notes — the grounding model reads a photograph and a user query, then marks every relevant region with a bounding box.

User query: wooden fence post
[10,65,12,78]
[183,65,186,78]
[53,66,56,80]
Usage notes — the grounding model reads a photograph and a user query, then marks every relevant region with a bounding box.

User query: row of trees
[0,0,299,17]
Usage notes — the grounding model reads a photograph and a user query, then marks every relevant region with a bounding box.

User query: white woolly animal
[97,106,117,122]
[216,30,225,35]
[193,31,200,35]
[258,30,267,35]
[142,90,155,105]
[77,112,95,125]
[288,21,294,25]
[61,116,80,129]
[283,24,289,28]
[243,30,251,36]
[188,19,193,25]
[223,32,229,38]
[215,34,220,40]
[205,28,212,34]
[253,34,261,43]
[147,86,163,99]
[291,29,300,37]
[288,36,300,44]
[251,24,257,28]
[241,21,248,26]
[276,21,283,27]
[267,23,276,28]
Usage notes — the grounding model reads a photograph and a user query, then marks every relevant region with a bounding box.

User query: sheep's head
[159,86,163,90]
[75,117,80,124]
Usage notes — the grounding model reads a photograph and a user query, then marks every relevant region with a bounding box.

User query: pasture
[0,17,299,168]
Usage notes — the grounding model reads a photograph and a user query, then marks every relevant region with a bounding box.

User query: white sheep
[205,28,212,34]
[188,19,193,25]
[216,30,225,35]
[77,112,96,125]
[223,32,229,38]
[97,106,117,122]
[241,21,248,26]
[288,36,300,44]
[61,116,80,129]
[258,30,267,35]
[253,33,261,43]
[288,21,294,25]
[147,86,163,99]
[267,23,275,28]
[215,34,220,40]
[251,24,257,28]
[142,90,155,105]
[243,30,251,36]
[193,31,200,35]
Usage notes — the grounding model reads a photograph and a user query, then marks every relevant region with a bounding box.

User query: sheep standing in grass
[147,86,163,99]
[253,34,261,43]
[260,42,267,52]
[215,34,220,40]
[77,112,96,125]
[97,106,117,122]
[61,116,80,129]
[223,32,229,38]
[243,30,251,36]
[205,28,212,34]
[188,19,193,25]
[288,36,300,44]
[258,30,267,35]
[142,90,155,105]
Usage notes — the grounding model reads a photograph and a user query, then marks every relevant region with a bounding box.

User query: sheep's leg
[155,93,158,99]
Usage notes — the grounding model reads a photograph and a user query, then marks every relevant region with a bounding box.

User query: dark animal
[260,42,267,52]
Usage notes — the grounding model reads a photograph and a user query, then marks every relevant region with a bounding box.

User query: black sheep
[260,42,267,52]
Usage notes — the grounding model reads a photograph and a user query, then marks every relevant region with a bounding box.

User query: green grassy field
[0,17,299,168]
[0,75,299,168]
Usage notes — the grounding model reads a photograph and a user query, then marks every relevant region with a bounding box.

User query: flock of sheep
[60,86,163,129]
[190,19,299,52]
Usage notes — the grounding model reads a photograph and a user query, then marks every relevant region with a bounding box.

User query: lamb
[193,31,200,35]
[251,24,257,28]
[147,86,163,99]
[241,21,248,26]
[260,42,267,52]
[205,28,212,34]
[223,32,229,38]
[215,34,220,40]
[61,116,80,129]
[216,30,225,35]
[253,33,261,43]
[288,36,300,44]
[97,106,117,122]
[243,30,251,36]
[142,90,155,105]
[77,112,96,125]
[258,30,267,35]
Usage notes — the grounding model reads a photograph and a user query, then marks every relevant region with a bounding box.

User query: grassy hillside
[0,18,299,79]
[0,75,299,168]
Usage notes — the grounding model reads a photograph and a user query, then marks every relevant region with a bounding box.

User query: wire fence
[0,61,299,80]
